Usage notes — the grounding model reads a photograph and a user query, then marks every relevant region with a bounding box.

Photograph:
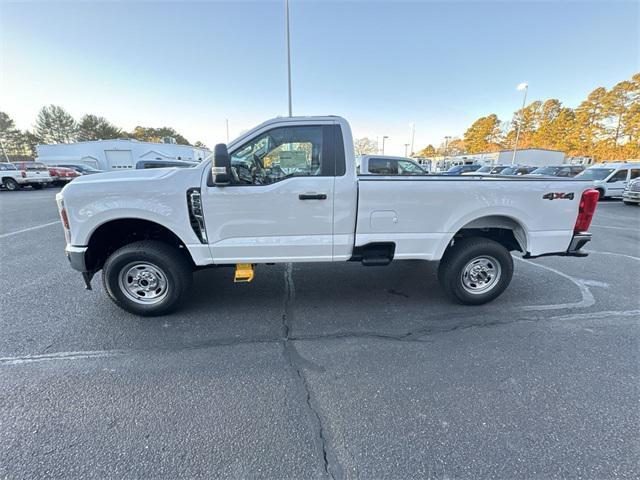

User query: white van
[575,162,640,199]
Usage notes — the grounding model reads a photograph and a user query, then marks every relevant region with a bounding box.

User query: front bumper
[66,245,89,272]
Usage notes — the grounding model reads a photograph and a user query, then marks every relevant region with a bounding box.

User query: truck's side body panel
[356,176,592,259]
[61,167,213,266]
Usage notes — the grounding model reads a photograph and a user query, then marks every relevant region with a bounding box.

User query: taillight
[574,189,599,233]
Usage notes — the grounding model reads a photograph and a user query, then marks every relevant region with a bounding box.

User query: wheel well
[452,215,527,253]
[86,218,192,272]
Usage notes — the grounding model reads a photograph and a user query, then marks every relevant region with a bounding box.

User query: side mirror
[213,143,231,186]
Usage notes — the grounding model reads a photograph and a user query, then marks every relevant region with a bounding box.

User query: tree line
[415,73,639,161]
[0,105,207,160]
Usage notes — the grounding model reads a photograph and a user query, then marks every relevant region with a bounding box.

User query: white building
[36,139,211,171]
[446,148,566,168]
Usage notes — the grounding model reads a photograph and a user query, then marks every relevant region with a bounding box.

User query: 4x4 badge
[543,192,575,200]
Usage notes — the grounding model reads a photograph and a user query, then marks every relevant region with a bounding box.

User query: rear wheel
[596,188,605,200]
[102,240,193,316]
[438,237,514,305]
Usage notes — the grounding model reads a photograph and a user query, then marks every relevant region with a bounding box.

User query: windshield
[500,167,517,175]
[575,168,615,180]
[491,166,508,174]
[446,166,462,173]
[476,166,492,173]
[531,166,561,175]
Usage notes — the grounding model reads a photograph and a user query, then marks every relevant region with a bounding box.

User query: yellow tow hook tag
[234,263,254,283]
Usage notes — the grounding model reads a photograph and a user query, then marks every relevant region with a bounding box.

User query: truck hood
[71,168,181,184]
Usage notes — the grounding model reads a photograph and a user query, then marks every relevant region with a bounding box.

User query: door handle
[299,193,327,200]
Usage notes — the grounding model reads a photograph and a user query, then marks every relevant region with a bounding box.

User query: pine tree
[77,114,122,141]
[34,105,78,144]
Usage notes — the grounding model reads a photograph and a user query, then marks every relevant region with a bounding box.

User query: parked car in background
[500,166,537,176]
[48,166,80,186]
[358,155,428,175]
[135,159,198,169]
[53,164,104,175]
[622,178,640,205]
[462,165,511,176]
[575,162,640,199]
[11,161,54,189]
[528,165,584,177]
[442,164,481,175]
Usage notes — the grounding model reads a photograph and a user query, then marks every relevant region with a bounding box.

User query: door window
[630,169,640,180]
[368,158,398,174]
[608,170,628,182]
[397,160,424,175]
[230,126,325,185]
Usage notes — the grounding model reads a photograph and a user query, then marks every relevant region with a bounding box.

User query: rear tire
[438,237,514,305]
[596,188,605,200]
[102,240,193,316]
[3,178,20,191]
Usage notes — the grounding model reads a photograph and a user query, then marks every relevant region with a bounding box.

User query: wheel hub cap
[461,256,501,295]
[118,262,168,305]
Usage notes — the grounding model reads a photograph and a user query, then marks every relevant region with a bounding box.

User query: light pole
[285,0,293,116]
[404,143,410,157]
[225,118,229,143]
[511,82,528,165]
[444,136,451,157]
[382,136,389,155]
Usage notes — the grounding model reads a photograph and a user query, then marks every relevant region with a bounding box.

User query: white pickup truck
[56,116,599,316]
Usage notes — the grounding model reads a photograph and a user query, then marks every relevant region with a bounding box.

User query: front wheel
[102,241,193,316]
[438,237,514,305]
[3,178,20,191]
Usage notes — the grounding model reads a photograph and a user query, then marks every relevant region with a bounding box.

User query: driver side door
[202,122,338,263]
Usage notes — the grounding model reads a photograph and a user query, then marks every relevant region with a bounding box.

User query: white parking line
[585,250,640,262]
[551,310,640,322]
[516,257,595,310]
[591,224,639,231]
[0,220,60,239]
[0,349,127,366]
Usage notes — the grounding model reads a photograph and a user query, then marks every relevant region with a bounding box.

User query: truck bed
[355,176,593,259]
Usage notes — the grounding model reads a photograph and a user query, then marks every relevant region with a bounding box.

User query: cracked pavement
[1,190,639,479]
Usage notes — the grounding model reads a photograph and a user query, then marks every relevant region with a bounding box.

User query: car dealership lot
[1,189,638,479]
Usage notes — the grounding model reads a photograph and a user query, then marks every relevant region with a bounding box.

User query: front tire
[3,178,20,191]
[438,237,514,305]
[102,241,193,316]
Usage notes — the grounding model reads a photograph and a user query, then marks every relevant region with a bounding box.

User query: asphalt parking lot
[1,187,639,479]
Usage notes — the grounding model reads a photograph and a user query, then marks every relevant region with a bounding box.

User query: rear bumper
[623,192,640,203]
[524,232,591,259]
[66,245,89,272]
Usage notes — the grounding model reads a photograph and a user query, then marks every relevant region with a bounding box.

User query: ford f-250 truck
[56,116,599,316]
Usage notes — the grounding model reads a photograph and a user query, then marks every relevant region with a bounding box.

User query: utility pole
[404,143,410,157]
[225,118,229,143]
[382,136,389,155]
[444,136,452,157]
[285,0,293,116]
[511,82,528,165]
[409,123,415,156]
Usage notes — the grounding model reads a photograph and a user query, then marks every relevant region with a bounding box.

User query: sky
[1,0,638,155]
